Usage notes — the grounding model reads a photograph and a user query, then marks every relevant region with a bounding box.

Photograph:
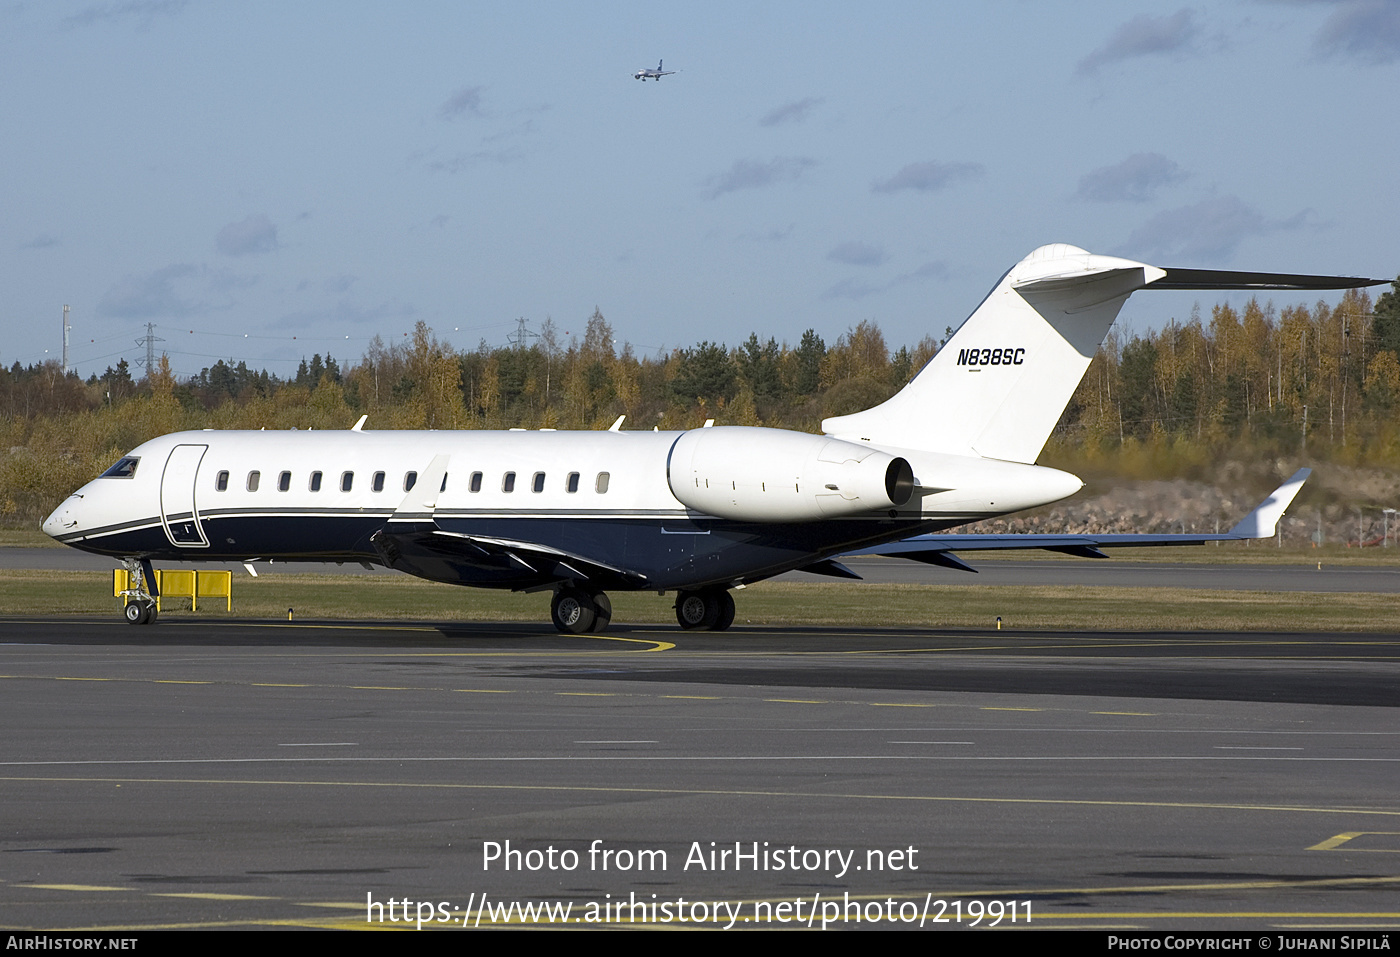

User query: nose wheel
[674,589,735,631]
[123,599,158,625]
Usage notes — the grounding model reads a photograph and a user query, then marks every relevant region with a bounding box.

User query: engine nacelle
[666,427,914,522]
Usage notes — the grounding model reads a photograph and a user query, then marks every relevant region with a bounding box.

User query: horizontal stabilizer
[1011,265,1161,297]
[1151,269,1386,291]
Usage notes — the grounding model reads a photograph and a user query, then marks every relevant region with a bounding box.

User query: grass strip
[0,570,1396,633]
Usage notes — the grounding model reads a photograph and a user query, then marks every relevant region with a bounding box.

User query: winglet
[351,415,368,432]
[1228,468,1311,539]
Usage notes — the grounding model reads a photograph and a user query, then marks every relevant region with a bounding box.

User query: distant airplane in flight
[634,60,675,81]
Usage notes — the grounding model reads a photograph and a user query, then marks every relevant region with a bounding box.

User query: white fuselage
[43,426,1081,591]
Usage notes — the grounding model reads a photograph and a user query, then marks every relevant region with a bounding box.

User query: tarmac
[2,610,1397,931]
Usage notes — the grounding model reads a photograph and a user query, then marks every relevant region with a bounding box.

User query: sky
[2,0,1396,380]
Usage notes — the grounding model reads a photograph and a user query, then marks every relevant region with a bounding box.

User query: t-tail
[823,244,1385,464]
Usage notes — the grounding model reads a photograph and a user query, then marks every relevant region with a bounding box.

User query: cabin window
[215,470,229,492]
[278,471,291,492]
[532,472,545,493]
[246,471,260,492]
[502,472,516,493]
[403,471,417,491]
[341,471,354,492]
[567,472,580,493]
[469,471,482,492]
[372,471,385,492]
[309,471,323,492]
[440,473,448,492]
[100,456,140,479]
[595,472,610,494]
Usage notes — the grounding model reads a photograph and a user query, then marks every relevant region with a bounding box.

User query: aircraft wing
[434,530,647,586]
[844,469,1310,573]
[371,524,649,589]
[369,451,648,589]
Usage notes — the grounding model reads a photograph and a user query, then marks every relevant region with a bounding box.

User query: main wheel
[675,590,718,630]
[712,590,735,631]
[589,592,612,632]
[551,587,597,634]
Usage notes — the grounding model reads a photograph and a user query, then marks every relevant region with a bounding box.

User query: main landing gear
[674,588,735,631]
[549,586,735,633]
[550,586,612,634]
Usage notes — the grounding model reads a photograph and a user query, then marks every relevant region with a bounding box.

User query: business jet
[42,244,1382,631]
[634,60,675,81]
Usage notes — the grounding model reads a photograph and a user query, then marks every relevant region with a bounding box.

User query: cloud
[1314,0,1400,64]
[64,0,186,29]
[279,299,415,327]
[760,97,824,127]
[97,264,203,318]
[216,215,278,257]
[424,119,537,173]
[1120,195,1308,262]
[871,161,983,194]
[480,119,535,145]
[427,147,525,173]
[889,260,950,287]
[439,86,485,120]
[205,268,258,293]
[821,277,883,301]
[1076,9,1200,75]
[738,224,795,243]
[1076,153,1188,203]
[702,157,817,199]
[821,259,949,301]
[827,241,887,267]
[20,234,60,250]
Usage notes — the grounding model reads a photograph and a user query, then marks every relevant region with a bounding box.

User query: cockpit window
[100,456,139,479]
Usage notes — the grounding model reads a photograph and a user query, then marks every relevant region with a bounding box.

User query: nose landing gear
[119,558,159,625]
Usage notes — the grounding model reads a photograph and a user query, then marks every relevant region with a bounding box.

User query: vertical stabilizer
[822,244,1164,463]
